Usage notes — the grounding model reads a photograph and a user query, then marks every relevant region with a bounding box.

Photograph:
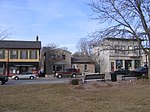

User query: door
[125,60,132,70]
[111,62,114,71]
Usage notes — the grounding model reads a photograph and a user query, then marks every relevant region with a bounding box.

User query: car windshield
[135,67,145,71]
[63,69,69,72]
[22,72,32,75]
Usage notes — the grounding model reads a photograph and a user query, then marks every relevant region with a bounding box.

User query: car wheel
[72,73,76,78]
[0,80,3,85]
[30,76,34,80]
[57,74,62,78]
[14,77,19,80]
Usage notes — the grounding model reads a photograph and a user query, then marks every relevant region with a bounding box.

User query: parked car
[131,67,148,77]
[111,67,148,77]
[111,69,131,75]
[55,68,79,78]
[12,72,37,80]
[0,75,8,85]
[38,70,45,77]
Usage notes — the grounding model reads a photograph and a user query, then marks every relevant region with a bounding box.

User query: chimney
[36,35,39,41]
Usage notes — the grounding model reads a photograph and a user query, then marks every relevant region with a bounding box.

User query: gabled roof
[0,40,41,49]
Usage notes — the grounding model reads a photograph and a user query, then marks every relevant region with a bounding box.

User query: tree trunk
[148,52,150,79]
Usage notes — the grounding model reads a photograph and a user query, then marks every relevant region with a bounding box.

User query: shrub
[70,79,80,85]
[142,74,149,79]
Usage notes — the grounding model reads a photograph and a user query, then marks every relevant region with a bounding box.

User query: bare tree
[88,0,150,78]
[0,29,12,40]
[76,38,92,57]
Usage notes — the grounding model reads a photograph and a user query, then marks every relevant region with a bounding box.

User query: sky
[0,0,101,53]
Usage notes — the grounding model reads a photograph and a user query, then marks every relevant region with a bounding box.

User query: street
[5,77,73,85]
[3,75,136,86]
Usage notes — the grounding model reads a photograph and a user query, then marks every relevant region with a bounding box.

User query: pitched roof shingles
[0,40,41,49]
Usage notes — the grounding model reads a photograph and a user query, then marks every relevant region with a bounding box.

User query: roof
[0,40,41,49]
[104,37,142,41]
[71,57,95,64]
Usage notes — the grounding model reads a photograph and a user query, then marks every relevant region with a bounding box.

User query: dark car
[131,67,148,77]
[110,69,131,81]
[0,75,8,85]
[38,70,45,77]
[55,68,79,78]
[111,69,131,75]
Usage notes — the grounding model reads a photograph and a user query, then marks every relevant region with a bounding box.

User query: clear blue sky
[0,0,101,53]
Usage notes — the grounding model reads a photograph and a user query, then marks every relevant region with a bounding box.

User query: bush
[142,74,149,79]
[70,79,80,85]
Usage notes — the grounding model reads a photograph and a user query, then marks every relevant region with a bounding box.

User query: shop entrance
[125,60,132,70]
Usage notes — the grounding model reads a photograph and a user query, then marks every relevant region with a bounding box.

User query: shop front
[110,59,141,72]
[2,62,39,76]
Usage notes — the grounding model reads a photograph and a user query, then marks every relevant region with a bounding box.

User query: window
[0,50,5,59]
[84,64,87,71]
[10,50,18,59]
[62,54,66,59]
[51,54,56,60]
[121,46,125,54]
[30,50,37,59]
[115,45,119,54]
[134,60,140,68]
[128,46,133,54]
[20,50,28,59]
[134,46,139,55]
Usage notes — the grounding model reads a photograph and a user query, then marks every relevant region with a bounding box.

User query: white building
[92,38,147,78]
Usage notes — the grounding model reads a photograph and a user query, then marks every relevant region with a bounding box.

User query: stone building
[92,38,146,78]
[71,57,95,74]
[43,48,72,74]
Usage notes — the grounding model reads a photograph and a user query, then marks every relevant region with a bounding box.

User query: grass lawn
[0,80,150,112]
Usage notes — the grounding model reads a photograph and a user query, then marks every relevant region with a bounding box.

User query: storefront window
[0,66,3,74]
[9,67,18,75]
[134,60,140,68]
[116,60,123,69]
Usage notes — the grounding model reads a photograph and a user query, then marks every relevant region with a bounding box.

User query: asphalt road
[5,77,73,86]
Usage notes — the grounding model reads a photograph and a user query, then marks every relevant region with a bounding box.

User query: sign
[84,73,105,82]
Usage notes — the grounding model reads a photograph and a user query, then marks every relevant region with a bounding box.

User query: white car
[12,72,37,80]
